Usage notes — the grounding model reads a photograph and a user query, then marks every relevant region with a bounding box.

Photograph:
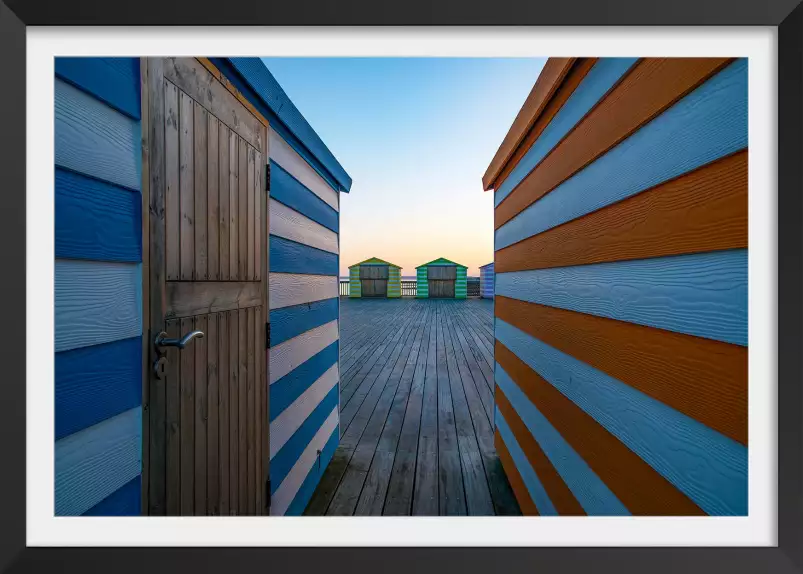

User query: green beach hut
[415,257,468,299]
[348,257,402,298]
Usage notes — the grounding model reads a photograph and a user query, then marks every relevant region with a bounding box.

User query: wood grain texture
[495,318,747,515]
[247,146,255,281]
[179,91,195,280]
[194,103,209,279]
[496,388,585,515]
[164,319,181,515]
[238,138,248,281]
[255,150,262,281]
[207,116,220,281]
[495,58,732,227]
[54,260,142,353]
[270,198,338,255]
[194,315,208,514]
[219,124,231,281]
[54,78,141,192]
[269,319,339,384]
[228,310,239,514]
[55,407,141,516]
[496,151,748,273]
[495,59,748,249]
[229,130,239,280]
[269,273,338,309]
[166,281,261,318]
[164,80,181,280]
[206,314,220,514]
[270,128,339,211]
[55,168,141,263]
[494,58,638,207]
[496,296,747,444]
[496,249,747,347]
[218,312,230,515]
[247,308,256,514]
[496,341,705,516]
[483,58,576,190]
[238,308,248,514]
[495,429,539,516]
[179,316,195,515]
[162,58,263,153]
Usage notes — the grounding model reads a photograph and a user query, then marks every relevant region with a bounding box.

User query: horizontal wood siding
[54,59,143,515]
[268,128,341,514]
[488,57,748,516]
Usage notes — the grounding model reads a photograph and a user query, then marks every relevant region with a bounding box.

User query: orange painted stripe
[496,386,586,515]
[495,429,539,516]
[495,57,734,228]
[483,58,577,191]
[492,59,598,192]
[495,342,705,515]
[496,150,747,273]
[495,296,747,445]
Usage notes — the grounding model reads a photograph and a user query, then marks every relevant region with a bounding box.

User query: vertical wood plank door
[428,266,456,298]
[143,58,269,516]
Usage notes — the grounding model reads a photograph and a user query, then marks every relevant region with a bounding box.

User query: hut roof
[415,257,467,269]
[479,262,494,269]
[348,257,401,269]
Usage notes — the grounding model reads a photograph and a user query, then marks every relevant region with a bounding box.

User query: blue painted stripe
[495,408,557,515]
[271,161,339,233]
[495,58,638,207]
[55,57,141,120]
[270,298,339,348]
[55,336,142,440]
[270,385,340,494]
[55,168,142,263]
[496,249,747,347]
[495,319,747,516]
[496,58,748,249]
[55,406,142,516]
[270,341,339,421]
[83,475,141,516]
[270,234,339,276]
[285,426,339,516]
[496,364,629,515]
[224,58,352,192]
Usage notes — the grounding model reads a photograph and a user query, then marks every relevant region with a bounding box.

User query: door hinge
[265,322,271,349]
[265,163,270,193]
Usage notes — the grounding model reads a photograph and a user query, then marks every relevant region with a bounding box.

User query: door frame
[140,57,271,515]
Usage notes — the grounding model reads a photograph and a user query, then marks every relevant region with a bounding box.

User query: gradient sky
[261,57,547,276]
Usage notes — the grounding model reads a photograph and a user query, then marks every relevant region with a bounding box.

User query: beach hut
[483,57,747,516]
[348,257,402,298]
[415,258,467,298]
[54,57,351,517]
[480,262,494,299]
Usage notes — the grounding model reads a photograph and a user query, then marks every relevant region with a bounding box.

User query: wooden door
[360,265,388,297]
[427,266,455,298]
[142,58,269,516]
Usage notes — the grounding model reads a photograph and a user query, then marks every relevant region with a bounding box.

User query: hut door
[143,58,269,516]
[427,266,456,298]
[360,265,388,297]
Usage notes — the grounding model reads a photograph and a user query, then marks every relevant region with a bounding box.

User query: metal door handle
[154,330,204,350]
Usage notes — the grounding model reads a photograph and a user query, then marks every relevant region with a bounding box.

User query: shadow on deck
[304,297,521,516]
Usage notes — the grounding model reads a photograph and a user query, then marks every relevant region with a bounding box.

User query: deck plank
[303,297,519,516]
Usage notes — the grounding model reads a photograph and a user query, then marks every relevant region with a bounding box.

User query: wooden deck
[303,297,521,516]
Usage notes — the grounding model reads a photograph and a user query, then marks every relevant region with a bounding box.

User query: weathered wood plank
[238,308,248,514]
[179,317,195,515]
[219,125,230,281]
[229,130,239,280]
[208,116,220,280]
[207,313,220,514]
[179,91,195,281]
[194,103,208,279]
[238,138,248,281]
[165,319,181,515]
[247,307,256,514]
[228,310,239,514]
[218,312,230,515]
[194,314,208,514]
[166,281,262,319]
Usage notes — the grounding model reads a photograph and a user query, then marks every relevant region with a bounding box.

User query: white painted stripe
[55,406,141,516]
[270,129,339,212]
[269,272,338,309]
[271,407,339,516]
[270,363,339,457]
[270,198,338,254]
[269,320,339,384]
[55,78,141,191]
[55,259,142,352]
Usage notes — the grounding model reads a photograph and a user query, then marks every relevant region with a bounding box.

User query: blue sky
[262,57,546,276]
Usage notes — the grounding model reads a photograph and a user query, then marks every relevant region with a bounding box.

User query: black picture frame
[1,1,799,573]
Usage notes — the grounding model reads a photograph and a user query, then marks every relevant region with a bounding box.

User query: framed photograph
[2,0,800,572]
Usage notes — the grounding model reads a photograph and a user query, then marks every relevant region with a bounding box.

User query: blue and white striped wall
[268,128,341,516]
[54,58,143,516]
[480,262,494,299]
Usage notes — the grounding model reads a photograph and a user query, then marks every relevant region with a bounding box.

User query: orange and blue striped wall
[54,58,144,516]
[480,262,494,299]
[483,57,747,515]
